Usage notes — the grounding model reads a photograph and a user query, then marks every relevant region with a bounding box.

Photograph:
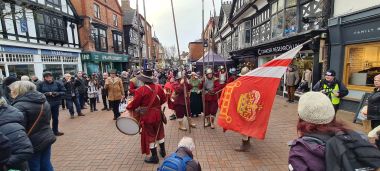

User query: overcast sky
[120,0,222,53]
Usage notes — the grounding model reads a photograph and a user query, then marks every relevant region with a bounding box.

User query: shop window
[94,4,101,19]
[92,26,107,52]
[35,13,66,42]
[8,65,35,79]
[43,64,63,80]
[113,33,123,53]
[344,43,380,92]
[63,64,78,75]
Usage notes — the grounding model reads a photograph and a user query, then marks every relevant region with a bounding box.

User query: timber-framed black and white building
[0,0,81,80]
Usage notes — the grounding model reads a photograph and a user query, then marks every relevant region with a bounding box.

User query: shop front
[0,44,82,81]
[81,52,128,75]
[329,5,380,112]
[231,30,325,96]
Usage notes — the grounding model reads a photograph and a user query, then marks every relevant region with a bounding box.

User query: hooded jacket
[0,101,33,168]
[288,136,326,171]
[12,91,56,153]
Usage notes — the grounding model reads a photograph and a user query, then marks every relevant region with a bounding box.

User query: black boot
[159,142,166,158]
[144,148,159,164]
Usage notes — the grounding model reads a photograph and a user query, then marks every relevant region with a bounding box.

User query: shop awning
[81,52,128,62]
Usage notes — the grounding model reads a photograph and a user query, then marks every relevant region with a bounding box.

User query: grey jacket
[286,70,300,86]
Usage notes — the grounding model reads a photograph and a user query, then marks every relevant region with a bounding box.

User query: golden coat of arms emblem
[237,90,263,121]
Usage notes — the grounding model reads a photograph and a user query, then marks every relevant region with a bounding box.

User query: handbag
[119,98,128,113]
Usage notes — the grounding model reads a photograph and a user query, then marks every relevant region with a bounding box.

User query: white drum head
[116,117,140,135]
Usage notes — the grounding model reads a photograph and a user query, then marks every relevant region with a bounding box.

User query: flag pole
[201,0,206,128]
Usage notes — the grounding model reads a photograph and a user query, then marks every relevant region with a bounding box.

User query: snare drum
[116,111,140,135]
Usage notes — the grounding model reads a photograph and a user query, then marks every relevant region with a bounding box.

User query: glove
[44,92,52,96]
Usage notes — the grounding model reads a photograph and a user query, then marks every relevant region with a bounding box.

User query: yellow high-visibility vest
[323,83,340,105]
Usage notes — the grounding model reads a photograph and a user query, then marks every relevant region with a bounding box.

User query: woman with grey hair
[158,137,201,171]
[9,81,56,171]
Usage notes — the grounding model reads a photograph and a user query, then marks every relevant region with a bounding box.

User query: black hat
[137,69,156,83]
[325,69,336,76]
[173,69,182,80]
[43,71,53,78]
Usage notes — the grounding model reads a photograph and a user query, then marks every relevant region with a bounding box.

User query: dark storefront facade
[81,52,128,75]
[329,5,380,112]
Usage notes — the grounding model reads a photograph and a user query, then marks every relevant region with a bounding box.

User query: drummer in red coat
[200,68,222,129]
[126,69,167,164]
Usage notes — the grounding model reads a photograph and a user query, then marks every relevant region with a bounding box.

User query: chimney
[121,0,131,12]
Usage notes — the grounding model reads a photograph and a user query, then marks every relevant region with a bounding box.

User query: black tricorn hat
[137,69,156,83]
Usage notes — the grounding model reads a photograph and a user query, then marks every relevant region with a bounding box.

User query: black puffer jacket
[367,88,380,120]
[12,91,56,153]
[0,103,33,167]
[0,131,11,165]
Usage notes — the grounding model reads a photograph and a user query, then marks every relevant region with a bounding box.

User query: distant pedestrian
[88,77,98,112]
[37,71,66,136]
[31,76,42,86]
[0,88,33,171]
[285,65,300,103]
[121,71,130,98]
[313,69,349,113]
[158,137,201,171]
[20,75,30,81]
[9,81,56,171]
[105,69,124,120]
[99,73,110,111]
[189,72,202,118]
[76,71,88,109]
[63,74,84,119]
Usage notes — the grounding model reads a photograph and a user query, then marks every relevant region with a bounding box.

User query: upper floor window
[244,21,251,44]
[94,4,100,19]
[46,0,61,7]
[113,33,123,53]
[271,0,285,38]
[35,13,66,42]
[113,14,118,26]
[92,26,107,51]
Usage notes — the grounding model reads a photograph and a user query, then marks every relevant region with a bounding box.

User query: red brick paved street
[51,96,360,171]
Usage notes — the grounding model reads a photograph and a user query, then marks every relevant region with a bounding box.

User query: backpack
[157,151,192,171]
[306,131,380,171]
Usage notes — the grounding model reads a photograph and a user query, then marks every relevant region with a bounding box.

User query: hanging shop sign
[41,49,79,57]
[257,43,300,56]
[0,45,38,54]
[81,52,129,62]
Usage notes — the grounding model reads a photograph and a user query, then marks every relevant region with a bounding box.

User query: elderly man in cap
[99,72,110,111]
[126,69,167,164]
[129,70,144,96]
[313,69,349,113]
[105,69,125,120]
[37,71,66,136]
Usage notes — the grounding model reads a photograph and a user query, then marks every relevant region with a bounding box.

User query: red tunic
[200,78,222,101]
[164,82,175,110]
[172,80,192,118]
[126,84,167,155]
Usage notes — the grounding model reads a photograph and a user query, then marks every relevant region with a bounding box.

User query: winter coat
[76,77,88,95]
[367,88,380,120]
[37,80,66,106]
[288,136,326,171]
[105,77,124,101]
[99,79,108,96]
[12,91,56,153]
[0,102,33,168]
[285,70,300,86]
[0,131,11,165]
[63,78,80,99]
[176,147,202,171]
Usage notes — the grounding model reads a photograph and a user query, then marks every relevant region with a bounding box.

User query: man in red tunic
[227,68,238,83]
[200,68,222,129]
[126,69,167,164]
[172,69,196,131]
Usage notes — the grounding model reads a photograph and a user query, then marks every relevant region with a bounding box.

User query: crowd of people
[1,65,380,171]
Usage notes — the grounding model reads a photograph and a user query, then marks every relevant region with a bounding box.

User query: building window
[94,4,100,19]
[300,0,325,32]
[44,64,63,80]
[35,13,66,42]
[46,0,61,7]
[271,0,285,38]
[8,65,35,79]
[113,14,118,26]
[244,21,251,44]
[113,33,123,53]
[344,42,380,92]
[92,26,107,51]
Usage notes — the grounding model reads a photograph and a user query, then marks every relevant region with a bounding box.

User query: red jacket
[200,78,222,101]
[172,79,191,106]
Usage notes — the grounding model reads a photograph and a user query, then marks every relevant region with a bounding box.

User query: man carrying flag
[218,44,305,150]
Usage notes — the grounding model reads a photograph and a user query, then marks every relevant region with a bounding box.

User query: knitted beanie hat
[298,92,335,124]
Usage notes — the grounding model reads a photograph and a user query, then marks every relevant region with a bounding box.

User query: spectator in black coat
[76,71,88,109]
[99,73,110,111]
[0,131,11,167]
[37,71,66,136]
[10,81,56,171]
[63,74,84,118]
[0,90,33,170]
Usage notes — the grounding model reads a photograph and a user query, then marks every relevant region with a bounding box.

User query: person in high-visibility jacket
[313,69,349,113]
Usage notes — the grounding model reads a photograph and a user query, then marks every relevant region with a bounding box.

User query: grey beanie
[298,92,335,124]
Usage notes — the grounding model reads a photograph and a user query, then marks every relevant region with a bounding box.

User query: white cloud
[120,0,221,52]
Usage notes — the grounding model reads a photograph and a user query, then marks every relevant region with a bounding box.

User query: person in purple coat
[288,92,349,171]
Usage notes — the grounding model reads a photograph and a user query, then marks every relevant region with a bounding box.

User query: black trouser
[90,98,97,111]
[102,94,108,109]
[109,100,121,118]
[61,99,65,109]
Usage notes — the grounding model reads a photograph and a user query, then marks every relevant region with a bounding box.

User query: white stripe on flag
[246,66,287,78]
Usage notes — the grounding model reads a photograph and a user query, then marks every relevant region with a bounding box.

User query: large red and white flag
[217,45,303,139]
